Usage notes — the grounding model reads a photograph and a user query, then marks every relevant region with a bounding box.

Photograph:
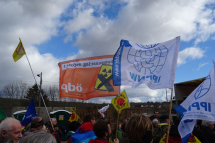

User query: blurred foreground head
[126,114,153,143]
[20,131,56,143]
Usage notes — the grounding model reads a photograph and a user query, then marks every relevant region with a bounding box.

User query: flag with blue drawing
[112,36,180,89]
[21,99,37,126]
[175,61,215,143]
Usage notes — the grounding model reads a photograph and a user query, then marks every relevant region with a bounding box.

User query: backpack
[153,124,168,143]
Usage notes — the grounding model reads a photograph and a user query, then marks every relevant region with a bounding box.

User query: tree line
[0,82,80,106]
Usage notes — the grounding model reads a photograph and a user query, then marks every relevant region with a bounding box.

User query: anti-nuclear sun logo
[94,65,114,92]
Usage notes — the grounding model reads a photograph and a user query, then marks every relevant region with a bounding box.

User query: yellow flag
[69,107,79,122]
[111,90,130,113]
[13,38,26,62]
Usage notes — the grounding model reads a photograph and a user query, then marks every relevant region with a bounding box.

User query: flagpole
[116,86,120,140]
[166,89,173,143]
[24,54,54,131]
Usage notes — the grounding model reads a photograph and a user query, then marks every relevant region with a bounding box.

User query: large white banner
[175,62,215,143]
[112,36,180,89]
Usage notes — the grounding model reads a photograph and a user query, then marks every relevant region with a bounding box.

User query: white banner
[113,36,180,89]
[175,61,215,143]
[98,104,109,118]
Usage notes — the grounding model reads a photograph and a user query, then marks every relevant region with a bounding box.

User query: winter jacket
[153,123,168,143]
[52,130,62,143]
[111,129,123,141]
[159,125,201,143]
[201,126,215,143]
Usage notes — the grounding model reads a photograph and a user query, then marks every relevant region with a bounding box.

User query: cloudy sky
[1,0,215,103]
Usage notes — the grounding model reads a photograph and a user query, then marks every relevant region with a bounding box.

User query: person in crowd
[0,117,22,143]
[152,118,159,128]
[201,120,215,143]
[111,122,123,141]
[89,119,119,143]
[52,126,66,143]
[71,113,97,143]
[152,115,169,143]
[159,118,202,143]
[120,114,153,143]
[150,111,159,121]
[193,120,209,143]
[20,131,57,143]
[120,122,126,135]
[46,118,58,133]
[66,121,81,143]
[23,116,45,137]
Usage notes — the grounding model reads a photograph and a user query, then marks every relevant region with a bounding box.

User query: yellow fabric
[68,107,79,122]
[13,39,26,62]
[111,90,130,113]
[159,133,201,143]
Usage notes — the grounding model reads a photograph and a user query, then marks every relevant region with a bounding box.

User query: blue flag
[21,99,37,125]
[175,61,215,143]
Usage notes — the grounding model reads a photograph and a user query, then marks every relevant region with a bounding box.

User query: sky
[1,0,215,103]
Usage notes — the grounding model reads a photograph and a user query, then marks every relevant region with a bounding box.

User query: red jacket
[89,139,109,143]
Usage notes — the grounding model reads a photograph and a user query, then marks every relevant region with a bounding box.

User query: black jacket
[201,126,215,143]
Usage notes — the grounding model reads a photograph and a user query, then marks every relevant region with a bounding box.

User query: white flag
[98,104,109,118]
[175,61,215,143]
[113,36,180,89]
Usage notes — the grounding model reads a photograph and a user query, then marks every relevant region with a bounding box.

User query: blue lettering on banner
[129,72,161,83]
[113,40,124,85]
[188,102,211,112]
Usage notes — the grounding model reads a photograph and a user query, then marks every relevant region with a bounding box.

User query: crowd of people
[0,111,214,143]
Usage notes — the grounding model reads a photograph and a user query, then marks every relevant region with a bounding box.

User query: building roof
[50,110,71,114]
[13,110,27,115]
[174,77,206,86]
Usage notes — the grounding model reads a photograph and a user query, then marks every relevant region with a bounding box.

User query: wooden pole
[115,86,121,139]
[166,89,173,143]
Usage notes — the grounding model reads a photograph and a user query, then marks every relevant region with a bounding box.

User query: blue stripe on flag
[113,40,124,86]
[71,130,96,143]
[174,105,187,116]
[181,133,191,143]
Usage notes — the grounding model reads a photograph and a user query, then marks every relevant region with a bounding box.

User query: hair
[201,120,215,127]
[152,118,159,125]
[154,111,159,114]
[31,117,43,128]
[0,117,20,133]
[83,114,94,123]
[93,119,109,138]
[125,114,153,143]
[20,131,56,143]
[67,121,81,132]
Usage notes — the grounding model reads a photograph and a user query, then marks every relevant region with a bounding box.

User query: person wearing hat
[52,126,66,143]
[152,115,169,143]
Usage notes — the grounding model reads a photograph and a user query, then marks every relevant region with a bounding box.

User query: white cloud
[0,0,73,89]
[177,47,205,65]
[60,0,215,64]
[197,62,208,71]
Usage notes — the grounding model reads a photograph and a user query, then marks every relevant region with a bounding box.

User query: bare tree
[2,82,29,99]
[45,85,59,101]
[18,81,29,99]
[3,83,19,98]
